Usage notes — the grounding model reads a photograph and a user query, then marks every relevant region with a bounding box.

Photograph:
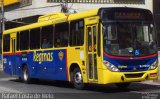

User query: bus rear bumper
[101,67,158,84]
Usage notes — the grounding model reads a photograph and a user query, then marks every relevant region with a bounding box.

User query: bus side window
[54,22,69,47]
[69,19,84,46]
[41,25,54,49]
[30,28,40,49]
[20,30,29,50]
[16,32,20,51]
[3,34,10,52]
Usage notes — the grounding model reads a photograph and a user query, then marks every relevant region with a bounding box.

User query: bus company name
[118,66,127,69]
[33,52,53,64]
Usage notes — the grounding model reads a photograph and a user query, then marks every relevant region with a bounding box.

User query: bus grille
[125,73,144,78]
[120,67,147,72]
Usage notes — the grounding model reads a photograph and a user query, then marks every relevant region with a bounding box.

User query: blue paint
[103,54,158,72]
[3,49,68,81]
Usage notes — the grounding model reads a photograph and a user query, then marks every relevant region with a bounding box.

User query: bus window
[69,20,84,46]
[54,22,69,47]
[16,32,20,51]
[107,25,117,40]
[3,34,10,52]
[41,25,53,49]
[30,28,40,49]
[20,30,29,50]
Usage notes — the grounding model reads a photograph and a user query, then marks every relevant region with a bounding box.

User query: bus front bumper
[101,67,159,84]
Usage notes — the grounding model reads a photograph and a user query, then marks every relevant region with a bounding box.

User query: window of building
[46,0,145,4]
[30,28,40,49]
[47,0,61,3]
[3,34,10,52]
[20,30,29,50]
[20,0,32,7]
[70,19,84,46]
[113,0,145,4]
[41,25,54,49]
[47,0,54,3]
[54,22,69,47]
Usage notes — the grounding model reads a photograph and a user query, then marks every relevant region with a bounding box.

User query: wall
[153,0,160,48]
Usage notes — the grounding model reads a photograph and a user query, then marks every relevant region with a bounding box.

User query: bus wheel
[17,77,22,81]
[73,68,84,89]
[115,82,131,89]
[22,66,31,84]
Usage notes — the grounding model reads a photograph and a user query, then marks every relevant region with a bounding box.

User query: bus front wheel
[72,68,84,89]
[22,66,31,84]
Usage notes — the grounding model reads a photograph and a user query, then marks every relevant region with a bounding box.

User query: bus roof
[3,15,67,34]
[67,9,98,21]
[3,9,99,35]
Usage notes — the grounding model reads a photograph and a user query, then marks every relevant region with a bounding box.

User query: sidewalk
[0,60,2,71]
[0,64,2,71]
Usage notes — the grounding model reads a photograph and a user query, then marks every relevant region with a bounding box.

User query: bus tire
[22,66,31,84]
[115,82,131,89]
[73,68,84,90]
[18,77,22,81]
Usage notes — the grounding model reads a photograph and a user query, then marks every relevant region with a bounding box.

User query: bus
[3,7,159,89]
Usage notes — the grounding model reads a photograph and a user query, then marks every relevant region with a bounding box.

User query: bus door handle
[75,47,80,50]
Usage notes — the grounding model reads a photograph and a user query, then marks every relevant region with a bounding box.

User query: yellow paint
[33,51,53,64]
[10,33,16,53]
[0,0,20,6]
[85,16,99,25]
[38,13,67,22]
[100,65,158,84]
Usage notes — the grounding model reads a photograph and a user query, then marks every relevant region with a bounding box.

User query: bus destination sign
[114,12,142,20]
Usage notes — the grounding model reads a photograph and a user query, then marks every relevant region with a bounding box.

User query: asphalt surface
[0,71,160,99]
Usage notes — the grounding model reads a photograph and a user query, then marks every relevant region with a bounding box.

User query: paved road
[0,71,160,99]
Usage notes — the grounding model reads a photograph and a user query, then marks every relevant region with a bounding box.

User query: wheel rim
[74,72,82,84]
[23,69,28,81]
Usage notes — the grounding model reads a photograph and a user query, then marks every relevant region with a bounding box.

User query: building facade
[153,0,160,48]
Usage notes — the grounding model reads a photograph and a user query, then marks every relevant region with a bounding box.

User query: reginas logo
[58,51,64,61]
[33,51,53,64]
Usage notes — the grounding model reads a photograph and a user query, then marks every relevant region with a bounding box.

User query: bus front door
[87,25,98,82]
[11,33,17,75]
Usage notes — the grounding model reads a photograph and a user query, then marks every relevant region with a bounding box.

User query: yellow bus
[3,7,158,89]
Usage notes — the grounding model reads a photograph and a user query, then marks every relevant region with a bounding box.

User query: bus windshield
[103,21,157,56]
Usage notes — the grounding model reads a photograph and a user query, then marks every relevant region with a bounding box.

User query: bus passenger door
[87,25,98,82]
[10,33,17,75]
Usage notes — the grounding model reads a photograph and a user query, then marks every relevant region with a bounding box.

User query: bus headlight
[104,60,119,72]
[149,59,158,70]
